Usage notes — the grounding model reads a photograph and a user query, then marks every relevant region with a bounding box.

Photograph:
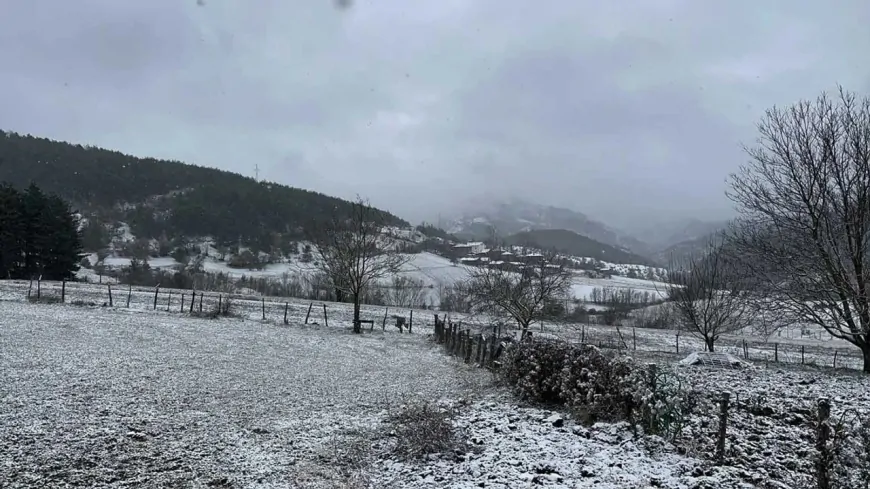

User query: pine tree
[42,194,83,280]
[0,184,25,278]
[21,183,50,278]
[0,182,83,280]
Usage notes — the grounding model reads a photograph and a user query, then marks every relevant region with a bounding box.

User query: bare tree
[465,248,573,338]
[308,197,410,333]
[388,275,426,308]
[665,241,751,352]
[727,87,870,371]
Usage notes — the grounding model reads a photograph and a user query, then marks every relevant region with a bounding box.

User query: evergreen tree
[0,184,24,278]
[0,182,83,280]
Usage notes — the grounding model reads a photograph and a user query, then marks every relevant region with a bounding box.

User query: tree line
[0,182,83,280]
[0,131,407,250]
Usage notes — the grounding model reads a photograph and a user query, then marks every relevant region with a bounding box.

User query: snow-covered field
[7,296,866,487]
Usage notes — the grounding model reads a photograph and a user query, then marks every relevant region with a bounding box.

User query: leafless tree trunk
[465,248,573,338]
[665,240,751,352]
[727,87,870,371]
[389,275,426,308]
[308,197,410,333]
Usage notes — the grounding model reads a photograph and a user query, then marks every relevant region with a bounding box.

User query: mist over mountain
[442,197,727,261]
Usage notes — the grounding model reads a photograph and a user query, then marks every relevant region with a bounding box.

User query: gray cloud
[0,0,868,231]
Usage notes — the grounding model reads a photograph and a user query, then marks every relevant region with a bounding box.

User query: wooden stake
[304,302,313,324]
[126,284,132,308]
[322,303,328,327]
[107,284,113,307]
[284,302,289,324]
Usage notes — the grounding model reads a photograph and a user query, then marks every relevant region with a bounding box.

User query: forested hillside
[0,131,408,247]
[505,229,654,265]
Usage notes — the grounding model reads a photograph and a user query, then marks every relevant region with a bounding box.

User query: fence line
[1,279,428,333]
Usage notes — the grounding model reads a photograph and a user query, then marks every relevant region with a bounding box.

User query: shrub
[501,338,575,404]
[387,401,464,460]
[559,345,638,423]
[500,337,697,440]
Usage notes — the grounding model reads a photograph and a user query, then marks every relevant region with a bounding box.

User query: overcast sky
[1,1,868,231]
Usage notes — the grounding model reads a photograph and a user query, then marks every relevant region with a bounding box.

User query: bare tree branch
[307,196,410,333]
[726,87,870,371]
[464,247,573,338]
[665,239,752,352]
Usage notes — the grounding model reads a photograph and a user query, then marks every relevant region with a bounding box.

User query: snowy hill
[446,198,652,255]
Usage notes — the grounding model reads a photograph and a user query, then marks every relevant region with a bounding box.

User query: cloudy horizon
[1,0,868,232]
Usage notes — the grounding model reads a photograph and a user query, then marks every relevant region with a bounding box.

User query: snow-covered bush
[559,345,637,423]
[387,401,465,460]
[500,338,574,403]
[634,366,702,442]
[831,413,870,488]
[502,338,700,442]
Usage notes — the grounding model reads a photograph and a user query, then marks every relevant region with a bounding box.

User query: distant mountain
[631,217,729,251]
[505,229,654,266]
[447,198,652,254]
[0,131,408,250]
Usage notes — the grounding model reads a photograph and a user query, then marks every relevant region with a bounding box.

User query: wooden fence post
[284,302,289,324]
[181,294,185,312]
[190,291,196,313]
[774,343,779,363]
[633,327,637,350]
[198,293,203,312]
[27,278,32,299]
[465,333,473,363]
[261,298,266,320]
[166,290,172,311]
[153,287,159,310]
[676,331,680,354]
[476,334,483,364]
[383,308,389,331]
[816,397,832,489]
[409,310,413,333]
[742,339,748,360]
[716,392,730,464]
[218,295,222,314]
[322,303,328,327]
[802,345,805,364]
[833,350,838,369]
[304,302,313,325]
[108,284,113,307]
[479,337,486,366]
[61,280,66,303]
[126,284,132,308]
[37,279,41,300]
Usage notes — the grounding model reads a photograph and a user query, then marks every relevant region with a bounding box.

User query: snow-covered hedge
[500,338,697,441]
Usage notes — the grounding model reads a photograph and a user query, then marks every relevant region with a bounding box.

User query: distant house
[453,241,487,255]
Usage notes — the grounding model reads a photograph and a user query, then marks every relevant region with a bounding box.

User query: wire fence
[0,279,432,334]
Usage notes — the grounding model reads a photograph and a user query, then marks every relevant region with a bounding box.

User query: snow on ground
[571,275,670,301]
[0,299,758,489]
[102,256,182,269]
[371,396,750,489]
[0,300,479,488]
